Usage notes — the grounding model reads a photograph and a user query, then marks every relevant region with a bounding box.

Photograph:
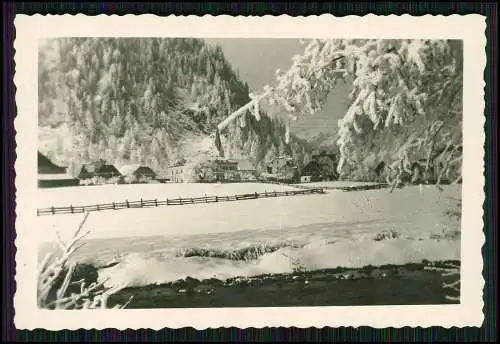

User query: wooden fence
[37,187,326,216]
[290,182,389,192]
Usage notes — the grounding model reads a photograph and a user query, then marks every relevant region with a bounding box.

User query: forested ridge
[38,38,311,175]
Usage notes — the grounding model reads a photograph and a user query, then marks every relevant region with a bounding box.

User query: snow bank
[97,235,460,289]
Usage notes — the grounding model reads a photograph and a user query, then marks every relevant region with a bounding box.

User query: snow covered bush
[261,39,463,186]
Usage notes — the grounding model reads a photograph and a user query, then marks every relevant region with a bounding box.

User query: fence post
[97,204,100,211]
[155,198,158,207]
[215,196,218,202]
[37,209,39,216]
[126,200,130,208]
[255,192,258,199]
[166,198,169,205]
[112,202,116,210]
[140,198,143,207]
[51,206,55,215]
[70,205,74,214]
[205,194,207,202]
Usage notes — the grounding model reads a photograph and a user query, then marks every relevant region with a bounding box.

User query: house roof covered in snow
[81,159,107,173]
[38,173,78,181]
[120,164,157,177]
[269,155,294,162]
[235,159,256,171]
[155,170,171,179]
[79,161,121,178]
[119,164,141,176]
[38,151,67,174]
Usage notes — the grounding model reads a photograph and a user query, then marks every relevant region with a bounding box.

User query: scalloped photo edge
[13,14,486,330]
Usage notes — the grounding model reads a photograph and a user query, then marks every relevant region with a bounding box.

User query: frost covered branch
[264,39,463,185]
[38,212,132,309]
[425,262,460,302]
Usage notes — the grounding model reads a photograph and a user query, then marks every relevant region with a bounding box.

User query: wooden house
[301,151,338,182]
[265,156,298,183]
[78,159,122,185]
[300,160,323,182]
[37,151,79,188]
[119,164,157,184]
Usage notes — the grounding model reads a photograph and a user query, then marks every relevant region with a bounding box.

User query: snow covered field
[36,182,300,208]
[37,183,462,290]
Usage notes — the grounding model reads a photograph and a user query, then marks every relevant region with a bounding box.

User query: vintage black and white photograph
[14,15,485,329]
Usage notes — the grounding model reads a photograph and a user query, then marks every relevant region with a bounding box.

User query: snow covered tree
[263,39,463,187]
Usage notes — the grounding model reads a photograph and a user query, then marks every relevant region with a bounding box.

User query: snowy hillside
[38,38,312,176]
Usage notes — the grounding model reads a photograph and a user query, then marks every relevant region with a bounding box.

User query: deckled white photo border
[13,14,486,330]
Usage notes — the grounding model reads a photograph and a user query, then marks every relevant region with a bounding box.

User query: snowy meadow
[37,182,462,307]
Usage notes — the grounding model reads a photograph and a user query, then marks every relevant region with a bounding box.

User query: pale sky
[203,38,351,138]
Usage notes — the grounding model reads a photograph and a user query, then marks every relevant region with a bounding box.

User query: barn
[37,152,79,188]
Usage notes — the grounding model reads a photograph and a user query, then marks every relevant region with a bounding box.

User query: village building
[301,160,323,182]
[235,159,257,181]
[195,158,239,182]
[300,151,339,183]
[300,175,312,183]
[37,151,79,188]
[154,170,171,183]
[212,158,240,181]
[266,156,296,175]
[78,159,122,185]
[265,156,298,183]
[165,164,185,183]
[165,158,257,183]
[119,164,157,184]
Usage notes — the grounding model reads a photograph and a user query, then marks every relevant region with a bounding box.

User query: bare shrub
[373,229,401,241]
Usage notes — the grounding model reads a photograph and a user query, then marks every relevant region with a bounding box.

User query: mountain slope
[38,38,312,176]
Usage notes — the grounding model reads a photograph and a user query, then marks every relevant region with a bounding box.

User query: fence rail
[290,182,389,192]
[37,187,326,216]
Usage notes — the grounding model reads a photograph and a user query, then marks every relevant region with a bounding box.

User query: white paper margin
[13,14,486,330]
